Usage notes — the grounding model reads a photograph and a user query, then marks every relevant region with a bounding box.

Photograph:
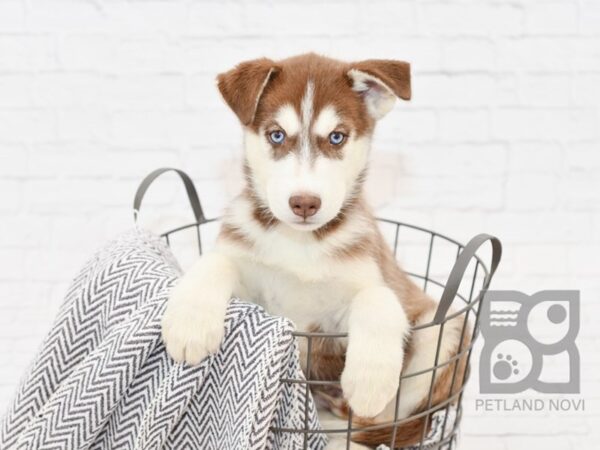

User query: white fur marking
[300,80,315,160]
[274,104,300,136]
[313,105,340,136]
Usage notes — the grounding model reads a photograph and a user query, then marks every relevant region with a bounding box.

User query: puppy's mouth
[286,218,323,231]
[274,202,345,232]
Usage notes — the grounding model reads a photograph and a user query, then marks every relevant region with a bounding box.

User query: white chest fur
[233,255,356,332]
[218,234,384,330]
[216,196,385,332]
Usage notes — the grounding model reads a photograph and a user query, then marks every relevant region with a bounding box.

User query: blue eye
[268,130,286,144]
[329,132,345,145]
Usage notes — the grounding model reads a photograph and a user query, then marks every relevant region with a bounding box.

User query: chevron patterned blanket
[0,230,326,450]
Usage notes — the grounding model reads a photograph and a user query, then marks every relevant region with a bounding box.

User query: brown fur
[217,58,280,125]
[353,415,431,449]
[352,59,412,101]
[220,223,252,248]
[306,324,346,383]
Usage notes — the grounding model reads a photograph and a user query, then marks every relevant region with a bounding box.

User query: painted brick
[496,38,573,72]
[0,145,28,177]
[580,1,600,36]
[492,108,596,141]
[0,2,599,448]
[508,142,562,173]
[518,74,572,107]
[0,75,34,107]
[505,173,557,211]
[418,3,524,37]
[439,109,490,142]
[525,2,578,35]
[442,38,496,71]
[0,35,58,71]
[0,1,26,32]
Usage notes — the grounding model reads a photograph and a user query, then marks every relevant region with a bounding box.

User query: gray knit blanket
[0,230,325,450]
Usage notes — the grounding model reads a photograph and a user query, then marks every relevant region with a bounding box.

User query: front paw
[342,286,408,417]
[161,283,226,365]
[340,347,403,418]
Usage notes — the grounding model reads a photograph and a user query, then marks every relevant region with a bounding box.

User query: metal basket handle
[133,168,206,224]
[433,234,502,324]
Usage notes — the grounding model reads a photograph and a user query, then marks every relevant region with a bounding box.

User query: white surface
[0,1,598,449]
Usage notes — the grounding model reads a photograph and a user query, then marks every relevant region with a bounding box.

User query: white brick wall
[0,1,598,448]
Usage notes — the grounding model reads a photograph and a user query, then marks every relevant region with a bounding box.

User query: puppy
[162,53,468,449]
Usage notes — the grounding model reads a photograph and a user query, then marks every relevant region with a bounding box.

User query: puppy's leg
[161,252,237,365]
[394,306,466,418]
[341,286,409,418]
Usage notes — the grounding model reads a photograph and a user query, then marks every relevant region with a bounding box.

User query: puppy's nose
[289,194,321,219]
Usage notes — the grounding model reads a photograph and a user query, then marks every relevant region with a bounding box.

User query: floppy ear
[217,58,280,126]
[347,59,411,120]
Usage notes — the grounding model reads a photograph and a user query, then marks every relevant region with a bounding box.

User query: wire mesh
[157,217,494,450]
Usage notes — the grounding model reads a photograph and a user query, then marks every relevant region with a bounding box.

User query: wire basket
[133,168,502,450]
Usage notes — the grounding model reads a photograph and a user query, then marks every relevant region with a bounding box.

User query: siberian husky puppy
[162,53,467,448]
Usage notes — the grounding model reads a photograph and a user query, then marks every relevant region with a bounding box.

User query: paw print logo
[480,290,580,394]
[493,354,519,380]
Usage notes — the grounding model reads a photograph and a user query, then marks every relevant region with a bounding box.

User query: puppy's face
[218,54,411,231]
